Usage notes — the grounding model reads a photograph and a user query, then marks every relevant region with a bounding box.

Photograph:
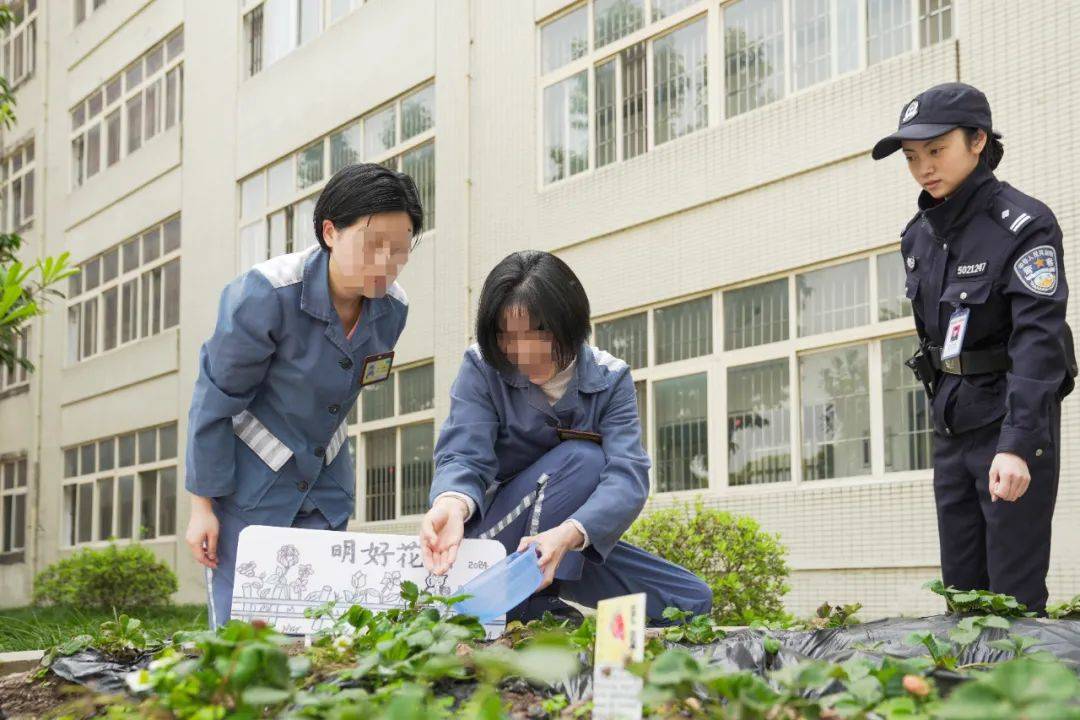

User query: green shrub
[33,542,178,610]
[623,500,790,625]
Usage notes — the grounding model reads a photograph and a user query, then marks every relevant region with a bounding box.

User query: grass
[0,604,208,653]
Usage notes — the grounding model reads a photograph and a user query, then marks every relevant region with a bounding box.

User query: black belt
[927,345,1011,376]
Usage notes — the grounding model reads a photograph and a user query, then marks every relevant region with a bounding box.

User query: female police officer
[185,163,423,627]
[874,82,1073,614]
[419,251,713,624]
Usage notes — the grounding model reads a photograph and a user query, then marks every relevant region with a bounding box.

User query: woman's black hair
[965,127,1005,171]
[476,251,592,376]
[312,163,424,251]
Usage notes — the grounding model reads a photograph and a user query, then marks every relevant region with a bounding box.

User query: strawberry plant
[923,580,1034,618]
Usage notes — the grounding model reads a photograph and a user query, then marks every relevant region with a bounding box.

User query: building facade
[1,0,1077,619]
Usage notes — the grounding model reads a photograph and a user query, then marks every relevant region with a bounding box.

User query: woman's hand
[517,522,585,591]
[989,452,1031,502]
[185,495,220,570]
[421,496,469,575]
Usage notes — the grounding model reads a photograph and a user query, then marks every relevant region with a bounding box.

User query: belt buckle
[942,355,963,375]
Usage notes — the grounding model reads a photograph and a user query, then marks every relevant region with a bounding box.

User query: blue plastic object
[454,544,543,622]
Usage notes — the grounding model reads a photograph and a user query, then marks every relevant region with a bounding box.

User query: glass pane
[728,359,791,486]
[118,433,136,466]
[126,59,144,89]
[106,109,121,165]
[267,157,294,207]
[399,364,435,413]
[69,271,81,298]
[364,428,396,521]
[84,257,100,290]
[86,123,101,176]
[401,85,435,141]
[883,335,933,471]
[63,485,76,545]
[142,227,161,262]
[654,373,709,492]
[655,296,712,364]
[65,448,78,478]
[122,238,139,271]
[81,297,97,358]
[401,141,435,231]
[652,0,695,21]
[595,60,616,168]
[594,0,645,48]
[878,251,912,321]
[297,141,324,189]
[401,423,434,516]
[121,280,137,343]
[263,0,294,67]
[159,423,178,459]
[800,345,871,480]
[269,209,289,256]
[103,287,118,351]
[139,471,157,538]
[163,259,180,329]
[836,0,859,74]
[163,217,181,253]
[362,375,395,422]
[635,380,647,450]
[919,0,952,47]
[165,68,179,129]
[138,428,157,463]
[299,0,321,45]
[594,313,647,369]
[97,477,113,540]
[330,123,361,174]
[791,0,831,91]
[145,44,164,76]
[78,482,93,543]
[80,443,96,475]
[364,105,397,159]
[347,402,358,424]
[621,42,647,160]
[11,494,24,550]
[541,5,587,73]
[796,259,869,336]
[867,0,911,65]
[725,279,789,350]
[293,196,316,250]
[543,71,588,184]
[166,29,185,60]
[239,220,268,269]
[126,96,142,153]
[98,438,114,471]
[241,173,266,219]
[158,466,176,536]
[725,0,785,118]
[117,475,134,538]
[106,76,122,104]
[653,18,708,145]
[16,459,27,488]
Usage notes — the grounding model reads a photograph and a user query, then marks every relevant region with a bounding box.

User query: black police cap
[872,82,1002,160]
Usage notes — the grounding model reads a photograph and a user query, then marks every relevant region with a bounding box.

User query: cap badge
[902,99,919,123]
[1001,209,1010,219]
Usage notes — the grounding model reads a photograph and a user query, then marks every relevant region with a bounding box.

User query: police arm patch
[1013,245,1059,296]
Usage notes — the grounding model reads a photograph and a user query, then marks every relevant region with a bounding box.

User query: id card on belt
[556,427,603,444]
[359,351,394,386]
[941,307,970,361]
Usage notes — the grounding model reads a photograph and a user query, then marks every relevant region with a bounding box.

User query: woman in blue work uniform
[420,251,712,623]
[873,83,1074,614]
[185,163,423,627]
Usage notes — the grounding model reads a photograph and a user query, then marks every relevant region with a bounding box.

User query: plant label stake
[593,593,646,720]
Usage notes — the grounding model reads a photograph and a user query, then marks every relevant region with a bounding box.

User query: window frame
[1,0,37,89]
[0,456,29,559]
[0,140,35,232]
[0,324,31,395]
[241,0,368,78]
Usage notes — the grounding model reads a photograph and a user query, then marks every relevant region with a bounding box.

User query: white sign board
[230,526,508,637]
[592,593,646,720]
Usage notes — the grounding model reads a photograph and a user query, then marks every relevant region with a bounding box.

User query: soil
[0,669,94,719]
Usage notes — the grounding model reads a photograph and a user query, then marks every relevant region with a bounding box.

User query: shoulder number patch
[1013,245,1059,296]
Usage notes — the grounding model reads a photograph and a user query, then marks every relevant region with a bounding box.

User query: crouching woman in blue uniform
[419,251,712,624]
[185,164,423,627]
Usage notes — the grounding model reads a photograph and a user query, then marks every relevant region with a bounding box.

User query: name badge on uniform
[556,427,603,445]
[359,351,394,386]
[941,307,970,361]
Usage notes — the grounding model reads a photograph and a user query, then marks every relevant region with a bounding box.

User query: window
[724,279,788,350]
[540,4,710,184]
[877,250,911,321]
[70,28,183,189]
[239,82,435,269]
[351,362,436,522]
[0,326,30,394]
[654,373,708,492]
[74,0,106,26]
[919,0,952,47]
[1,141,35,231]
[799,345,870,480]
[724,0,785,117]
[728,359,790,485]
[244,0,363,77]
[1,457,28,558]
[882,334,932,471]
[67,216,181,363]
[62,423,177,546]
[594,312,647,369]
[655,295,711,364]
[2,0,37,89]
[796,259,869,337]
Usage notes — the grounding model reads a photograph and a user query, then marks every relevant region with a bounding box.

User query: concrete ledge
[0,650,43,677]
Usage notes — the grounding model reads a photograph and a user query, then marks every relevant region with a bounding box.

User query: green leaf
[240,686,292,706]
